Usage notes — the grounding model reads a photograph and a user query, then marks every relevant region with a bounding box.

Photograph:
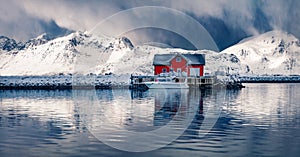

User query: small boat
[143,77,189,89]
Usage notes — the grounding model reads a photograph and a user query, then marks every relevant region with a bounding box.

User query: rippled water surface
[1,83,300,157]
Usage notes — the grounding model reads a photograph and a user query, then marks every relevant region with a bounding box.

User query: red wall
[154,65,170,75]
[154,65,204,76]
[170,56,187,72]
[154,56,204,76]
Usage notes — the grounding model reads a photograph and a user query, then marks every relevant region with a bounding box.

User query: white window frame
[189,68,200,77]
[176,57,181,62]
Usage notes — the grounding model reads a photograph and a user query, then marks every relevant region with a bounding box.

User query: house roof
[153,53,205,65]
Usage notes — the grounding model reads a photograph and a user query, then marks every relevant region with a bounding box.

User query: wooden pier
[129,75,215,90]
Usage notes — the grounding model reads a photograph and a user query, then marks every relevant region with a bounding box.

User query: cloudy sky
[1,0,299,50]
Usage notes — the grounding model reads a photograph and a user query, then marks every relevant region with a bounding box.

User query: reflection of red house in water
[153,53,205,77]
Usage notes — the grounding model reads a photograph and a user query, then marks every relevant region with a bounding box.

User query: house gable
[170,54,187,72]
[153,53,205,76]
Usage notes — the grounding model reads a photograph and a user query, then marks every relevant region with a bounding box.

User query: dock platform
[129,75,215,90]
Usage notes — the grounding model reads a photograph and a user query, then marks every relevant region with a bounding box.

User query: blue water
[0,84,299,157]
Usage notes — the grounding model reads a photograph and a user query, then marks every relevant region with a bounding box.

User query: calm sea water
[0,83,299,157]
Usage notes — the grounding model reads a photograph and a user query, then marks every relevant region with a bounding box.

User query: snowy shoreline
[0,75,131,90]
[239,75,300,83]
[1,75,300,90]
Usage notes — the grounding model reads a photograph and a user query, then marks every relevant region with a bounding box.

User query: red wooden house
[153,53,205,77]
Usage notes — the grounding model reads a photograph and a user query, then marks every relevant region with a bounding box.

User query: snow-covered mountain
[0,30,299,77]
[221,30,300,75]
[0,32,134,76]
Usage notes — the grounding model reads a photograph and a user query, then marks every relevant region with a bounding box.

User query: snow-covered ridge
[0,30,299,80]
[221,30,300,76]
[0,31,134,76]
[0,33,54,51]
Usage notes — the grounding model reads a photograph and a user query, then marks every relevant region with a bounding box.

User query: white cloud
[19,0,122,31]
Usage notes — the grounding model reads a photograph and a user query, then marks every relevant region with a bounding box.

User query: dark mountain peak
[67,31,91,47]
[0,36,18,51]
[120,37,134,49]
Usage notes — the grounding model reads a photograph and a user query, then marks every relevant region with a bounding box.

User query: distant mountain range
[0,30,299,76]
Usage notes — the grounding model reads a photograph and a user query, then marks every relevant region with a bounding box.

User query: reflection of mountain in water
[1,84,299,156]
